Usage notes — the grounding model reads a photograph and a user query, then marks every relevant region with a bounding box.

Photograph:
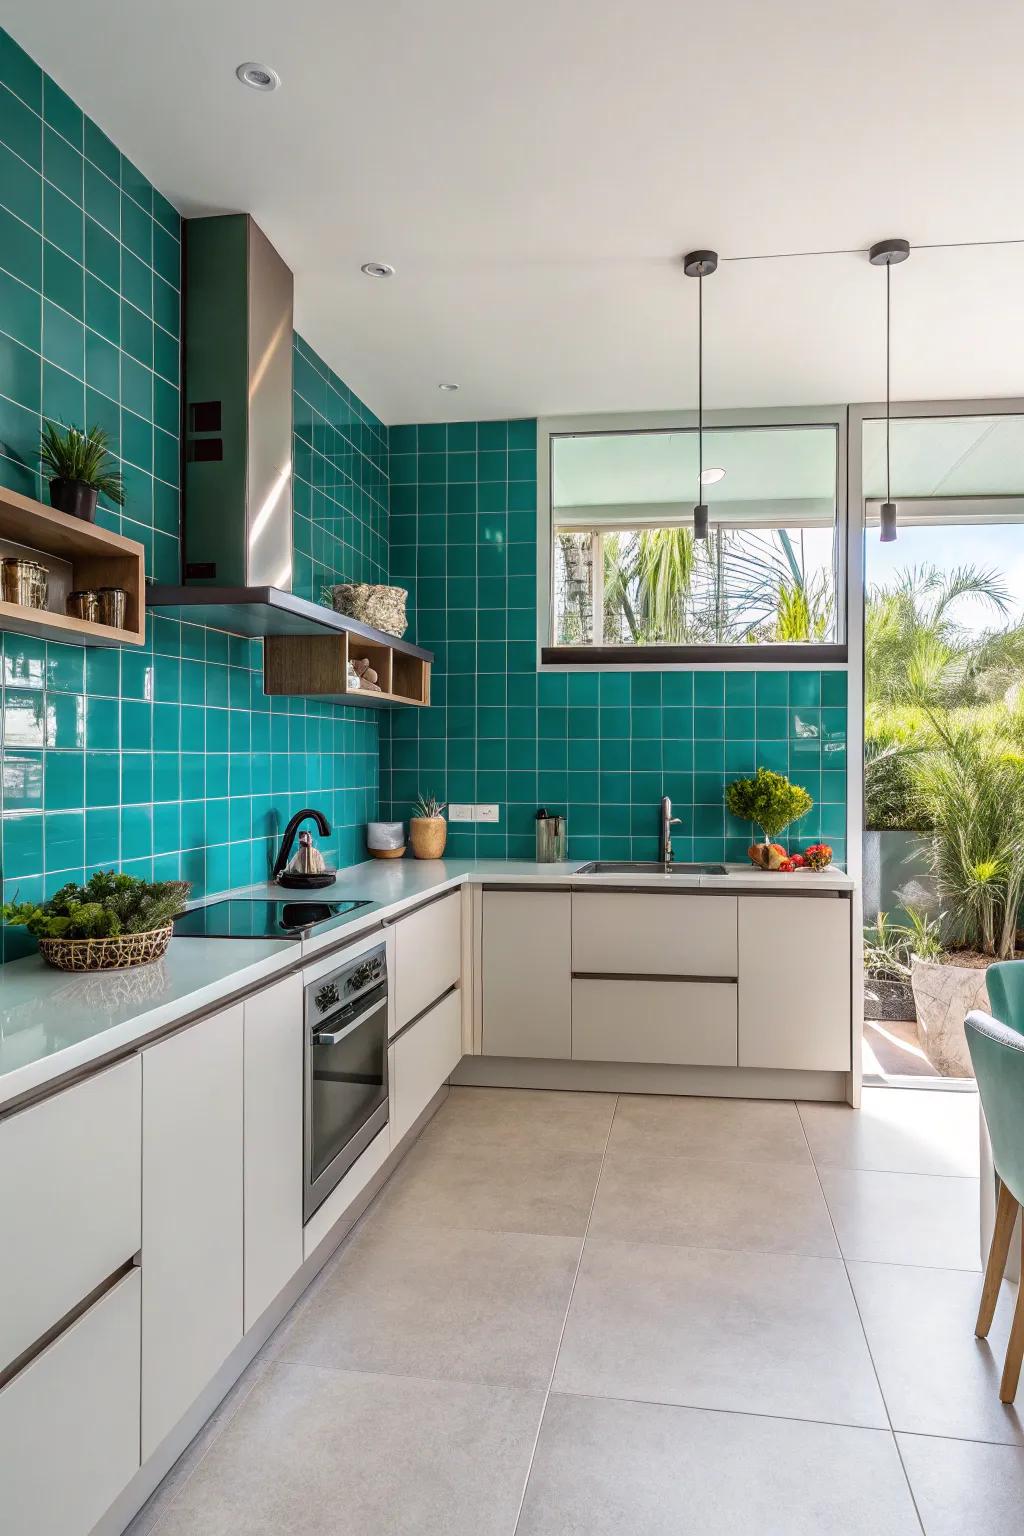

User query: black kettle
[272,809,338,890]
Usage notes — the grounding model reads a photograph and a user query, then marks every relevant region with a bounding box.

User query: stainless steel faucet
[660,795,681,865]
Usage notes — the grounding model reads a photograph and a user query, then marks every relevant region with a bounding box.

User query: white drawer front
[0,1056,141,1372]
[0,1269,141,1536]
[482,890,572,1058]
[572,892,738,977]
[392,990,462,1144]
[738,896,852,1070]
[393,892,462,1031]
[572,979,738,1066]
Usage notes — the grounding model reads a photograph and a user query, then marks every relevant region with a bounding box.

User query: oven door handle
[311,1000,384,1047]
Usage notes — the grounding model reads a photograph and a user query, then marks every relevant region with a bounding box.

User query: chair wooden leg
[999,1231,1024,1404]
[977,1180,1019,1339]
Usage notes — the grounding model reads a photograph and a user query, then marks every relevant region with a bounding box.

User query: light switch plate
[448,804,475,822]
[476,804,500,823]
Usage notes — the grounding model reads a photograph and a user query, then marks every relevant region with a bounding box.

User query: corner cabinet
[141,1003,244,1459]
[737,894,852,1070]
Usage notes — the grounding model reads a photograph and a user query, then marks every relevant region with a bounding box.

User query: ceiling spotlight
[438,382,460,392]
[236,62,281,91]
[700,467,726,485]
[360,261,395,279]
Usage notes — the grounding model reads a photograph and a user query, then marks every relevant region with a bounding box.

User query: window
[544,420,845,661]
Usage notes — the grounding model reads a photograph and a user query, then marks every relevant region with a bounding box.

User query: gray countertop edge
[0,858,853,1108]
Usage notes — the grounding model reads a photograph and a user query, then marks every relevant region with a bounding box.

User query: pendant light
[869,237,910,542]
[684,249,719,540]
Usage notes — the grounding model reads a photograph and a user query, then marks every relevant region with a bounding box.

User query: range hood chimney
[181,214,294,589]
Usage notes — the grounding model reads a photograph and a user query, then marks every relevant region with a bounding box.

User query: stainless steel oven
[303,943,389,1222]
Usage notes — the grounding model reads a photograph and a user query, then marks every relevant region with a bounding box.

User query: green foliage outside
[725,767,813,844]
[2,871,189,940]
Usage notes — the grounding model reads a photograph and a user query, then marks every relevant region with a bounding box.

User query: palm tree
[865,563,1011,708]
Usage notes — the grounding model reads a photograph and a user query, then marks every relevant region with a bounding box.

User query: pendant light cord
[698,269,703,493]
[885,258,891,504]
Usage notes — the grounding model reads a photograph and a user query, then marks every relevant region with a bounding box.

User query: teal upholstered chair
[965,959,1024,1403]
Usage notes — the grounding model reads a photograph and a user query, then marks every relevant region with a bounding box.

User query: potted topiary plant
[725,766,813,869]
[409,793,448,860]
[38,421,125,521]
[1,870,189,971]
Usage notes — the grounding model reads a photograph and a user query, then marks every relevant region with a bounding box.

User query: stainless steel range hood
[148,213,355,639]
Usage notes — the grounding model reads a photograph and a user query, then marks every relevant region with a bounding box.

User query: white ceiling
[8,1,1024,424]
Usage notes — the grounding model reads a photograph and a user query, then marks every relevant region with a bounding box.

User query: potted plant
[38,421,125,521]
[409,793,448,860]
[1,870,189,971]
[724,767,813,869]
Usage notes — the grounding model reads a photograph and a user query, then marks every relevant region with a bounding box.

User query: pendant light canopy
[684,249,718,542]
[869,237,910,543]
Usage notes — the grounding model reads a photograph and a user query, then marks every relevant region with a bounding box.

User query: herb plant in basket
[1,870,190,971]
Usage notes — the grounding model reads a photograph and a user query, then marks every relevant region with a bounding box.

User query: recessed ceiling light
[236,62,281,91]
[438,382,460,392]
[700,466,726,485]
[360,261,395,279]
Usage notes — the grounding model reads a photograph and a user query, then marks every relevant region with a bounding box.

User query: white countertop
[0,857,853,1108]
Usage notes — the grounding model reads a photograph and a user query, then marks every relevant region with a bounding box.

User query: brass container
[66,589,101,622]
[1,557,48,609]
[96,587,127,628]
[409,816,447,860]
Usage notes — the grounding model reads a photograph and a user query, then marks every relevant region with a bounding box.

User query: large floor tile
[154,1364,544,1536]
[608,1093,811,1164]
[800,1088,979,1177]
[517,1394,920,1536]
[589,1148,839,1256]
[819,1167,980,1270]
[553,1238,887,1427]
[370,1136,603,1237]
[421,1086,616,1153]
[276,1220,579,1388]
[897,1432,1024,1536]
[849,1260,1024,1443]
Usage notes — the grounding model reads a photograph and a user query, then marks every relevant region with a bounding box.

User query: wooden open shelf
[0,486,145,647]
[264,629,431,708]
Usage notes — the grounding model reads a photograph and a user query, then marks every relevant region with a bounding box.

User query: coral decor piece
[803,843,834,871]
[350,657,383,694]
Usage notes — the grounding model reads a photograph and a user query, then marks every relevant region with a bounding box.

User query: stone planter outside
[910,955,990,1077]
[864,975,916,1023]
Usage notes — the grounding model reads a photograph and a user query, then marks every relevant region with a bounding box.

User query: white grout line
[796,1097,929,1536]
[509,1092,620,1536]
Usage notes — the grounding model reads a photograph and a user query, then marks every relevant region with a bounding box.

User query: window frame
[537,405,849,669]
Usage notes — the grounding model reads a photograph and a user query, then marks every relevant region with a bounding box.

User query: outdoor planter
[864,975,916,1023]
[910,955,990,1077]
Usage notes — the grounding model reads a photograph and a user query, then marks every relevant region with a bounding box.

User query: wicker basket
[327,583,408,637]
[37,924,174,972]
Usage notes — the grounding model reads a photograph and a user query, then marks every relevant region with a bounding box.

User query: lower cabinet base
[451,1054,848,1102]
[92,1082,451,1536]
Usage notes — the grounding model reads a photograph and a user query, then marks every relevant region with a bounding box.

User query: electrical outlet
[476,804,500,823]
[448,804,475,822]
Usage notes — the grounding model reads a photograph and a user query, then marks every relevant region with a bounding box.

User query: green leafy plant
[38,421,125,505]
[725,766,813,845]
[863,907,944,979]
[1,871,189,940]
[410,793,446,820]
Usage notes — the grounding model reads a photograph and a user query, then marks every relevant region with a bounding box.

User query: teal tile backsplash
[0,29,384,959]
[382,420,848,864]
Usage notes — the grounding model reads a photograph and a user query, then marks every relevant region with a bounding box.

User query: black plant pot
[49,478,99,522]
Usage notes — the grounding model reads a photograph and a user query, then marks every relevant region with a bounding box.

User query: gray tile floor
[128,1084,1024,1535]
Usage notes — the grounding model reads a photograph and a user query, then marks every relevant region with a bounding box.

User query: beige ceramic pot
[409,816,447,860]
[910,955,989,1078]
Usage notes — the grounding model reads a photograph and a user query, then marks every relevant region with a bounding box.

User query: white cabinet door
[572,979,737,1065]
[482,891,571,1058]
[243,974,303,1332]
[393,891,462,1031]
[738,896,852,1070]
[142,1004,244,1459]
[572,892,738,976]
[0,1056,141,1373]
[392,990,462,1143]
[0,1268,141,1536]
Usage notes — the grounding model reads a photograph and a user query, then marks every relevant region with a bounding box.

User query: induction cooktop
[173,898,371,941]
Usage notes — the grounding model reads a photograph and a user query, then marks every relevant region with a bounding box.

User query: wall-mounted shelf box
[147,583,432,707]
[264,630,431,708]
[0,488,145,647]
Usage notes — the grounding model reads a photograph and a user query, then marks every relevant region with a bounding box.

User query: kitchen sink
[575,861,727,876]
